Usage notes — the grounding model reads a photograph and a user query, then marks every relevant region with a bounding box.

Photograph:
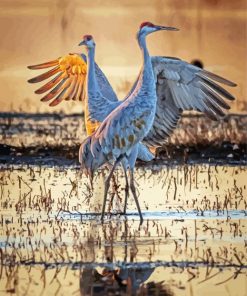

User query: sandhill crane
[78,22,236,223]
[78,34,154,217]
[79,23,180,223]
[27,33,154,220]
[86,22,236,149]
[28,21,236,223]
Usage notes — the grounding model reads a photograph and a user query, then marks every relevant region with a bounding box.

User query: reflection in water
[80,266,161,296]
[79,265,185,296]
[79,220,158,295]
[0,164,246,295]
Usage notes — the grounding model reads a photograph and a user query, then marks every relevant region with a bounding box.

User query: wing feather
[40,77,70,102]
[70,74,80,100]
[199,83,230,110]
[64,74,78,100]
[28,53,118,111]
[28,66,61,83]
[34,72,63,94]
[49,75,80,106]
[27,59,59,70]
[28,54,86,105]
[199,69,237,87]
[75,75,84,101]
[143,56,236,147]
[199,76,235,100]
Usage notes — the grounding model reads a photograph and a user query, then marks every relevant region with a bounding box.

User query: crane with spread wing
[28,22,236,223]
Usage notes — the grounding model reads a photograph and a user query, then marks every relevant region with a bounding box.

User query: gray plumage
[87,55,236,148]
[143,56,236,147]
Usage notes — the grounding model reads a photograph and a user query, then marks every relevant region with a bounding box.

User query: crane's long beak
[79,40,86,46]
[155,25,179,31]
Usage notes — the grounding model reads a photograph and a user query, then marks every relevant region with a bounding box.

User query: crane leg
[107,174,120,213]
[123,168,129,214]
[129,169,143,224]
[101,156,123,223]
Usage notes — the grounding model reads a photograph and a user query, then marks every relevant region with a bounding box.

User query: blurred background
[0,0,246,113]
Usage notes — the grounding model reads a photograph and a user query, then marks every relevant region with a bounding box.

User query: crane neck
[86,47,100,93]
[137,33,155,91]
[84,46,100,134]
[138,34,150,61]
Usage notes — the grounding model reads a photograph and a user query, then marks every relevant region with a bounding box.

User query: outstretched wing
[85,71,143,124]
[143,56,237,147]
[28,53,118,107]
[93,56,118,103]
[28,54,87,106]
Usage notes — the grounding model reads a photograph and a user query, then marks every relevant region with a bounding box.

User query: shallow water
[0,163,246,295]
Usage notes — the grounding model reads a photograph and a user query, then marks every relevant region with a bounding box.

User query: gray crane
[78,34,157,218]
[27,32,154,218]
[28,22,236,223]
[79,23,180,223]
[79,22,236,223]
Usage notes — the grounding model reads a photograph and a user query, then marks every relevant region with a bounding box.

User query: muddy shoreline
[0,112,246,166]
[0,142,246,167]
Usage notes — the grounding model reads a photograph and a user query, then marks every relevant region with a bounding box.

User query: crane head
[138,21,179,36]
[79,35,95,48]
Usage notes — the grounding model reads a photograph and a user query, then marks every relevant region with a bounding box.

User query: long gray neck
[137,34,154,87]
[138,34,149,61]
[87,47,100,93]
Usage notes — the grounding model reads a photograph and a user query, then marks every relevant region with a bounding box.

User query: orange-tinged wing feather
[40,78,70,102]
[57,75,77,102]
[65,75,78,100]
[48,78,72,106]
[27,59,59,70]
[28,54,87,106]
[75,75,84,101]
[84,103,100,135]
[86,121,100,136]
[35,72,63,94]
[70,75,81,100]
[28,66,61,83]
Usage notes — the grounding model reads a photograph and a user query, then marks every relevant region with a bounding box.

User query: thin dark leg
[101,156,123,223]
[123,168,129,214]
[129,169,143,224]
[107,174,117,213]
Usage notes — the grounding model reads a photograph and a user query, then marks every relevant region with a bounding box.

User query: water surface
[0,164,246,295]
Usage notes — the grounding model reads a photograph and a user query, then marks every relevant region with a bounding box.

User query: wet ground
[0,113,247,296]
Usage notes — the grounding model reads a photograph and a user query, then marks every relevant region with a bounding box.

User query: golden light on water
[0,164,246,295]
